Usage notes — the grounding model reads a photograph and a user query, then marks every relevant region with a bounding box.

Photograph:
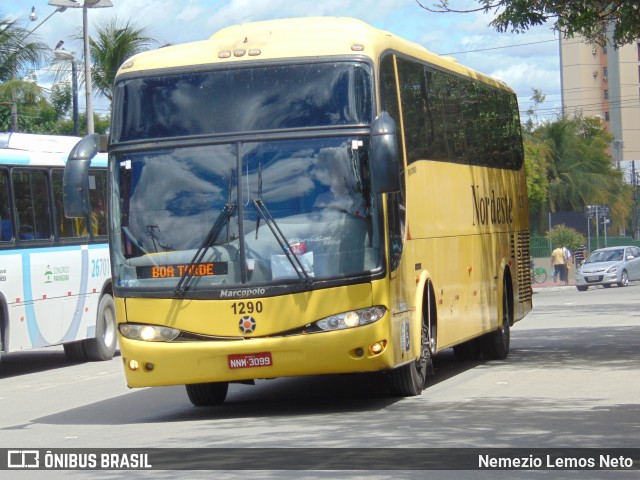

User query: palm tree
[0,11,49,82]
[81,17,156,102]
[1,11,49,130]
[531,114,631,231]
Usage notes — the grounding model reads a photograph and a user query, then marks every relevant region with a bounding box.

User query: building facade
[560,37,640,165]
[560,37,640,238]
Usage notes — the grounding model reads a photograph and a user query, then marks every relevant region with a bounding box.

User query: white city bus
[0,132,115,364]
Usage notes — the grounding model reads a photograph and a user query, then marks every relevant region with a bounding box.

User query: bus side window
[89,171,108,236]
[13,169,52,240]
[52,169,79,238]
[0,169,12,241]
[53,169,107,239]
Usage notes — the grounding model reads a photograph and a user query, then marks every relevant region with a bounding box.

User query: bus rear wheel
[186,382,229,406]
[481,277,511,360]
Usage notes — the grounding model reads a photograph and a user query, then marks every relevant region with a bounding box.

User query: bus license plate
[228,352,272,369]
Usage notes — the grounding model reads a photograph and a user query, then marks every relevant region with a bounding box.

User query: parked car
[575,246,640,291]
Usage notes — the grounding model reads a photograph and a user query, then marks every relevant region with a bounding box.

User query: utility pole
[10,92,17,131]
[633,161,639,240]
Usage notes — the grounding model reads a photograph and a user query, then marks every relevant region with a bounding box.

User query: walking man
[551,245,567,283]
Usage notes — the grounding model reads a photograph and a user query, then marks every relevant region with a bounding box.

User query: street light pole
[71,57,79,135]
[48,0,113,134]
[82,4,94,134]
[20,6,68,42]
[54,49,79,135]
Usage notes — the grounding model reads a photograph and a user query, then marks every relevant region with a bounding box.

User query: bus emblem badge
[239,316,257,334]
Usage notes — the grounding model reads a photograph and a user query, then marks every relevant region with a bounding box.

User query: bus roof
[0,132,107,167]
[117,17,509,91]
[0,132,81,153]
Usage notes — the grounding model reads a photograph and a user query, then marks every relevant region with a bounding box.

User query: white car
[575,246,640,291]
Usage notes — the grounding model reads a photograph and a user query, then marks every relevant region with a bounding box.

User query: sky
[2,0,564,122]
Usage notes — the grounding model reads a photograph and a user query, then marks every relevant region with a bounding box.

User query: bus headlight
[314,306,386,331]
[119,323,180,342]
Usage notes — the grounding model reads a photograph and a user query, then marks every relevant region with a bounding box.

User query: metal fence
[530,236,640,258]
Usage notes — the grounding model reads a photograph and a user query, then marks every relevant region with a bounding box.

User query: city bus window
[52,169,92,238]
[89,170,108,236]
[0,169,12,241]
[52,169,78,238]
[12,169,52,240]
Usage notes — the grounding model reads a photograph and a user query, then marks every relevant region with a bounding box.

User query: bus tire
[84,293,117,361]
[186,382,229,406]
[389,318,432,397]
[481,276,512,360]
[64,341,88,362]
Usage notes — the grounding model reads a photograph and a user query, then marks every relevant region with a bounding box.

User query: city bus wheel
[389,322,431,397]
[84,293,117,361]
[481,279,511,360]
[186,382,229,406]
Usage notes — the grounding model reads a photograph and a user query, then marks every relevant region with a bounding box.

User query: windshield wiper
[174,203,237,296]
[252,198,312,284]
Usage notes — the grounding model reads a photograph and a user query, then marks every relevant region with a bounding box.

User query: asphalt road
[1,284,639,479]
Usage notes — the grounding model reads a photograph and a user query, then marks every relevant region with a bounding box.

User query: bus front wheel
[389,321,432,397]
[84,293,117,361]
[186,382,229,406]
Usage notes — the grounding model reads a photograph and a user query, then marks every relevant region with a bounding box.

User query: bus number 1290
[231,301,263,315]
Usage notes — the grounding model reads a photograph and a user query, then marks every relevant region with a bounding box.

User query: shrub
[546,224,585,253]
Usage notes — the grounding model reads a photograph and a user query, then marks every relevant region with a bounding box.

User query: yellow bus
[65,17,532,405]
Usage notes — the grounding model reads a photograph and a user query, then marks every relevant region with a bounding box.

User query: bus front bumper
[118,323,397,387]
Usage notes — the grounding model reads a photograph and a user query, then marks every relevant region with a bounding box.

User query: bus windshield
[112,62,372,141]
[112,136,381,292]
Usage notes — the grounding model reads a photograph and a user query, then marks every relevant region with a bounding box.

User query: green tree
[523,87,545,134]
[0,77,44,131]
[523,135,549,215]
[1,11,50,130]
[529,114,631,233]
[50,81,72,117]
[0,11,49,82]
[82,17,156,102]
[417,1,640,47]
[546,224,585,253]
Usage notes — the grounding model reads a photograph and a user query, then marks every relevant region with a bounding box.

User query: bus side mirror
[370,112,400,193]
[64,133,100,218]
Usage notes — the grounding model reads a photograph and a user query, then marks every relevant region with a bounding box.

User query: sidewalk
[532,272,576,291]
[530,257,576,291]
